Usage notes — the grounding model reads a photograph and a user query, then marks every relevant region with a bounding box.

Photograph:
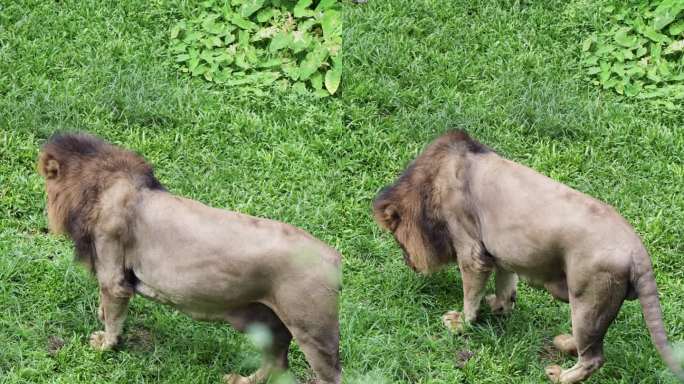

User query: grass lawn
[0,0,682,383]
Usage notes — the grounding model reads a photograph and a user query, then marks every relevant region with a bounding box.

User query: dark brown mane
[38,133,164,270]
[374,130,488,271]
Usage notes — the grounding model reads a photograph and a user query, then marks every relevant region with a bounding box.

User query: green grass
[1,0,683,383]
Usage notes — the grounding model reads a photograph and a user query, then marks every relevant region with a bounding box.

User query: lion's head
[373,130,489,274]
[38,133,163,267]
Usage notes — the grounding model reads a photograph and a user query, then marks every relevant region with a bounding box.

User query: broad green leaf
[290,30,312,53]
[603,77,618,90]
[652,1,684,31]
[175,54,190,62]
[299,45,328,80]
[624,81,642,97]
[614,28,638,48]
[321,10,341,39]
[184,31,203,43]
[170,42,187,54]
[282,62,300,80]
[643,25,671,42]
[256,8,276,23]
[170,24,182,39]
[625,65,645,78]
[204,36,223,48]
[238,30,250,47]
[611,50,625,62]
[252,26,278,41]
[240,0,265,18]
[245,47,259,64]
[325,66,342,95]
[294,0,314,18]
[657,60,671,77]
[250,71,280,85]
[310,71,323,89]
[298,19,317,32]
[213,68,232,83]
[313,89,330,98]
[231,14,257,30]
[292,81,308,93]
[669,21,684,36]
[258,58,282,68]
[612,62,625,77]
[581,36,594,52]
[595,42,615,56]
[269,32,292,52]
[202,18,225,35]
[651,42,662,60]
[199,50,214,64]
[587,66,601,75]
[215,52,234,65]
[647,67,661,82]
[191,64,208,76]
[664,39,684,55]
[315,0,337,11]
[235,53,250,69]
[636,46,648,57]
[583,55,598,66]
[189,57,200,71]
[203,70,213,82]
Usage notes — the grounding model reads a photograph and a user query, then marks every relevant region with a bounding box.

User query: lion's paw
[89,331,115,351]
[485,294,503,312]
[223,373,252,384]
[545,365,562,383]
[485,294,513,315]
[442,311,466,333]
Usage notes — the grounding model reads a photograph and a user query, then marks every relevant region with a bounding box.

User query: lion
[373,130,683,383]
[38,133,341,384]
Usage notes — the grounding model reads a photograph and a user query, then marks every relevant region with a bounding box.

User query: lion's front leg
[443,260,492,333]
[90,286,131,351]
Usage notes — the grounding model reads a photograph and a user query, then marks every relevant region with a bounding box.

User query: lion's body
[470,155,639,290]
[374,130,683,383]
[127,189,339,314]
[39,133,341,384]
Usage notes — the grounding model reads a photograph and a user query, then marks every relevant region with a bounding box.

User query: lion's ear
[39,154,61,180]
[374,200,401,232]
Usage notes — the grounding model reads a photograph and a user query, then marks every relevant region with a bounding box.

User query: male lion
[373,130,683,383]
[38,133,341,384]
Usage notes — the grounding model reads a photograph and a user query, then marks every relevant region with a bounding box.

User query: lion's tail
[632,249,684,381]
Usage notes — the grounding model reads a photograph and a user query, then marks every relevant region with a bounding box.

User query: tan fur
[39,133,341,384]
[374,130,683,383]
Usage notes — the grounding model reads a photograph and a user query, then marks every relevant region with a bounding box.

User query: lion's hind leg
[545,272,626,383]
[485,267,518,315]
[270,286,340,384]
[223,304,292,384]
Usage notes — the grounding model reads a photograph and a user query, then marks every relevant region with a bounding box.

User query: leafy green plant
[169,0,342,96]
[582,1,684,108]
